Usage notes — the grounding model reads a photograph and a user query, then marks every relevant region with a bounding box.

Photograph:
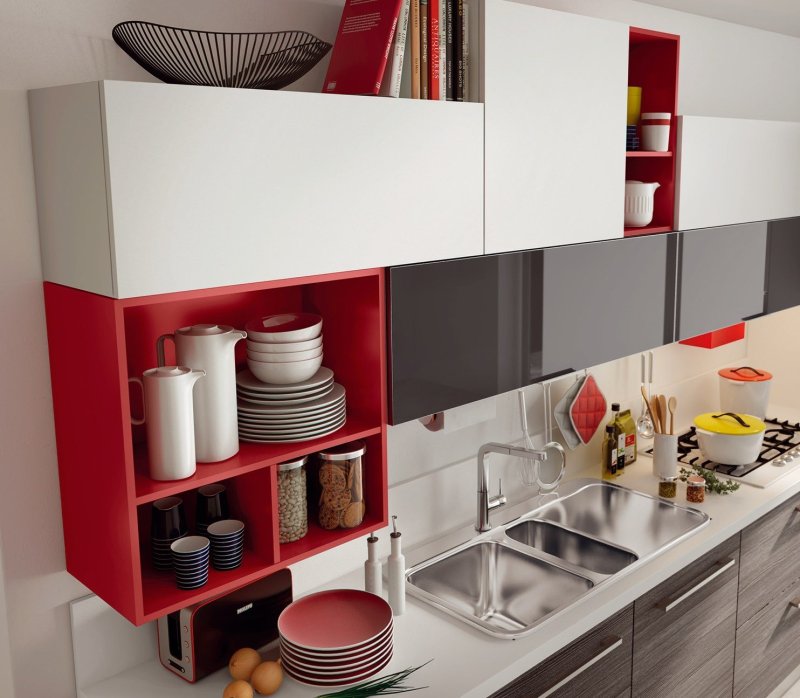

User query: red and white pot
[640,112,671,152]
[718,366,772,420]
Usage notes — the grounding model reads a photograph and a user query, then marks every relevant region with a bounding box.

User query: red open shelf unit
[43,268,389,624]
[625,27,680,238]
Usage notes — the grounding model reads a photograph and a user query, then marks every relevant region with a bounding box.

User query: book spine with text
[421,0,429,99]
[445,0,454,100]
[454,0,463,101]
[428,0,440,99]
[410,0,421,98]
[381,0,411,97]
[462,0,469,102]
[438,0,446,99]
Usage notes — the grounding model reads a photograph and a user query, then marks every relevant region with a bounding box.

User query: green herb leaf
[678,465,740,495]
[315,661,432,698]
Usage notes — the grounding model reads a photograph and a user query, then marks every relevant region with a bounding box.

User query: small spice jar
[658,476,677,499]
[686,474,706,504]
[317,440,366,530]
[278,456,308,543]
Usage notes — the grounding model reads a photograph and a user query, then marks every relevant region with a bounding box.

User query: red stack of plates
[278,589,393,687]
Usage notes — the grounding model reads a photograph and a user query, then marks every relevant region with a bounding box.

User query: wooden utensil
[668,396,677,436]
[650,395,662,434]
[658,395,668,436]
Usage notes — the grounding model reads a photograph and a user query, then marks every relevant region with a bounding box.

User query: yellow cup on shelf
[627,86,642,125]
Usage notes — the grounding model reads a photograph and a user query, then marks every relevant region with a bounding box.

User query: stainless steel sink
[406,540,593,638]
[505,519,638,575]
[405,480,710,639]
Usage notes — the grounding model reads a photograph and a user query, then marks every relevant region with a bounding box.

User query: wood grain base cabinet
[489,606,633,698]
[632,535,740,698]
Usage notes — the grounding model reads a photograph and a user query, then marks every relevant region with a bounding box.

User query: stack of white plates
[236,367,346,443]
[278,589,393,687]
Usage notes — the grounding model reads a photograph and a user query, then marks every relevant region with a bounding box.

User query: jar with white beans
[278,456,308,543]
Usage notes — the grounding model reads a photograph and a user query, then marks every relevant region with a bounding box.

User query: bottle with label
[609,403,625,473]
[617,408,638,465]
[602,425,618,479]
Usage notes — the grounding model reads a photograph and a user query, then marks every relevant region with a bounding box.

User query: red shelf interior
[45,268,389,624]
[625,27,679,237]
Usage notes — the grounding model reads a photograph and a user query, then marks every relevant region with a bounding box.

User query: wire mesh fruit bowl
[112,22,332,90]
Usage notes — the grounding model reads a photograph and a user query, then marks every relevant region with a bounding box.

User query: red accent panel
[45,267,389,625]
[625,27,680,237]
[680,323,746,349]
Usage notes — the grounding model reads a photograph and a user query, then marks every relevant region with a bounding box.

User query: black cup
[151,496,186,540]
[196,484,228,534]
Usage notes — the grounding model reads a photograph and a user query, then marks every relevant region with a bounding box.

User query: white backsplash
[290,335,749,593]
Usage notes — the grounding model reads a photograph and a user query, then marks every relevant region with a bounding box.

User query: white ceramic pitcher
[157,324,246,463]
[129,366,206,481]
[624,180,660,227]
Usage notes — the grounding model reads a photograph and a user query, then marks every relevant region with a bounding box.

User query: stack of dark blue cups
[207,519,245,571]
[170,536,210,589]
[626,125,640,151]
[151,496,187,571]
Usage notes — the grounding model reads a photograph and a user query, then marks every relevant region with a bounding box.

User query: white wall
[1,0,798,695]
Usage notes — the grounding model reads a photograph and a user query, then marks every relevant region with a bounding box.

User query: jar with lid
[278,456,308,543]
[686,474,706,504]
[317,440,366,530]
[658,476,677,499]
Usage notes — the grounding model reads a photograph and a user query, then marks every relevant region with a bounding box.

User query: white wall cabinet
[483,0,628,253]
[29,81,484,298]
[676,116,800,231]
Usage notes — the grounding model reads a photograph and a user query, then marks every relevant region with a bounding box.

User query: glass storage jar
[658,476,677,499]
[686,474,706,504]
[278,456,308,543]
[317,440,366,530]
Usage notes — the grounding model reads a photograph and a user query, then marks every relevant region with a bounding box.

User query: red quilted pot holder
[569,374,607,445]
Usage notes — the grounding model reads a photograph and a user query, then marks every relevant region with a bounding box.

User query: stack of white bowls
[245,313,323,385]
[278,589,394,687]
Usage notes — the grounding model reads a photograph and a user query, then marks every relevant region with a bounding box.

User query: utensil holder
[653,433,678,478]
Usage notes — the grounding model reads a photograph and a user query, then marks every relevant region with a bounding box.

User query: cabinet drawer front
[490,605,633,698]
[734,577,800,697]
[633,535,740,697]
[738,493,800,626]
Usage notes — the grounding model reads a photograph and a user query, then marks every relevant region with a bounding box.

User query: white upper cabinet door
[30,81,484,298]
[676,116,800,231]
[484,0,628,253]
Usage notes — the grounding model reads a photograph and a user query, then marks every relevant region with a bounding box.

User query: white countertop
[82,406,800,698]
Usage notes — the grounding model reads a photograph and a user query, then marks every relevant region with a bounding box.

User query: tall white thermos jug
[157,324,246,463]
[129,366,206,481]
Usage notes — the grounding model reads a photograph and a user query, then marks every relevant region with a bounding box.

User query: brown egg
[229,647,262,681]
[250,660,283,695]
[223,679,254,698]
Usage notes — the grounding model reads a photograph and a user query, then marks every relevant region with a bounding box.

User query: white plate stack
[236,367,346,443]
[278,589,394,687]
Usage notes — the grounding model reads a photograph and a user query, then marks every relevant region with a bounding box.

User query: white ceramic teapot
[129,366,206,481]
[624,180,660,227]
[157,324,246,463]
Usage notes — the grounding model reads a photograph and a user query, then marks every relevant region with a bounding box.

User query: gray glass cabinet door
[388,234,677,425]
[676,223,768,340]
[765,217,800,314]
[540,234,676,375]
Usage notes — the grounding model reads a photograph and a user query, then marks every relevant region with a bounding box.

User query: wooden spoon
[658,395,668,435]
[650,395,662,434]
[668,396,677,436]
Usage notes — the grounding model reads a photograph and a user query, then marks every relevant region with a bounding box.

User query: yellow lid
[694,412,765,436]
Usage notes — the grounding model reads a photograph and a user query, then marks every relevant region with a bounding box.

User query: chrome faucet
[476,442,547,532]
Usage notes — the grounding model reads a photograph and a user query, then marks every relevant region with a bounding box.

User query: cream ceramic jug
[129,366,206,481]
[624,180,660,227]
[157,324,246,463]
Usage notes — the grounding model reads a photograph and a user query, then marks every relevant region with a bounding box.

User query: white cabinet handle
[538,636,623,698]
[660,558,737,613]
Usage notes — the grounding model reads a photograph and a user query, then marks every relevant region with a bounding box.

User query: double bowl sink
[405,480,709,638]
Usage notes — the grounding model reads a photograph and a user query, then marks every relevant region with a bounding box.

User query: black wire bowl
[112,21,332,90]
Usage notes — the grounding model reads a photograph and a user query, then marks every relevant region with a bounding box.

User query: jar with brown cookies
[317,440,366,530]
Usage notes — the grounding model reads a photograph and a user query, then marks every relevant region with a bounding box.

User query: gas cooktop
[646,417,800,489]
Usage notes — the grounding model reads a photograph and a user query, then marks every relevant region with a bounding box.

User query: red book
[428,0,441,99]
[324,0,406,95]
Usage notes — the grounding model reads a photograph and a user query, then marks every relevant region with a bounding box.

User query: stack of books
[323,0,471,101]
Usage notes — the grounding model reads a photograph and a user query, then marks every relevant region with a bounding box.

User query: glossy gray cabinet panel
[541,235,676,375]
[677,223,768,340]
[765,217,800,314]
[389,235,676,425]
